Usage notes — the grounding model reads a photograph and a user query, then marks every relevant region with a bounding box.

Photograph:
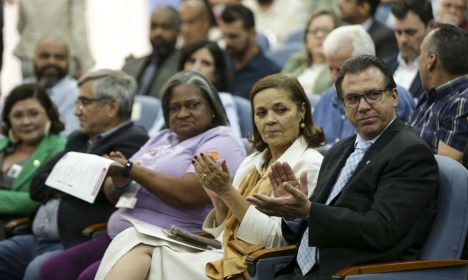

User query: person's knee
[77,261,101,280]
[131,244,154,257]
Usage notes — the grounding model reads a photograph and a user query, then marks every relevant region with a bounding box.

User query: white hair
[323,25,376,58]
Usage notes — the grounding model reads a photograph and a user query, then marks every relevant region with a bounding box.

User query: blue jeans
[0,235,63,280]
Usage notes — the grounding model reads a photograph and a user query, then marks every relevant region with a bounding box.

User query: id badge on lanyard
[116,182,141,209]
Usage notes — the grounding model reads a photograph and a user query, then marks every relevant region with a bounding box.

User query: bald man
[179,0,217,46]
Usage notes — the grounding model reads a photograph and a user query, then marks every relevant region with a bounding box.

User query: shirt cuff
[202,209,225,239]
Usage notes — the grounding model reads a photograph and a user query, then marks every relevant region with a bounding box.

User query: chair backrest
[421,155,468,259]
[131,95,161,132]
[233,95,253,138]
[265,42,302,68]
[256,32,271,52]
[285,29,305,44]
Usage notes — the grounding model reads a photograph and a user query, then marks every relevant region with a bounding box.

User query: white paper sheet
[122,215,215,251]
[45,152,120,203]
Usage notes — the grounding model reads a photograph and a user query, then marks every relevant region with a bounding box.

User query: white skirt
[95,227,224,280]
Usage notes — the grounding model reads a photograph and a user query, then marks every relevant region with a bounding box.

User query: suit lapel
[324,119,405,205]
[312,137,356,203]
[13,136,57,190]
[349,118,404,182]
[137,55,152,79]
[387,55,399,73]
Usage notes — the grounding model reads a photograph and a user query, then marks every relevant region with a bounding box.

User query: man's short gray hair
[323,25,376,58]
[78,69,136,119]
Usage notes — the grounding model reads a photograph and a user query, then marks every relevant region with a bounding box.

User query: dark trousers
[273,259,319,280]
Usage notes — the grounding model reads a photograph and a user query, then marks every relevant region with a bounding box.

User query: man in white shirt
[384,0,435,103]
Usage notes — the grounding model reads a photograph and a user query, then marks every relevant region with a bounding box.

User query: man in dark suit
[248,55,438,280]
[384,0,435,103]
[122,6,180,98]
[0,70,149,279]
[337,0,397,58]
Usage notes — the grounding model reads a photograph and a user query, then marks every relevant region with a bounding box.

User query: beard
[225,39,250,60]
[34,65,67,89]
[400,44,419,63]
[151,36,175,60]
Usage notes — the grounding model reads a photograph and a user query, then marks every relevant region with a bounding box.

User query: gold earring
[300,122,305,129]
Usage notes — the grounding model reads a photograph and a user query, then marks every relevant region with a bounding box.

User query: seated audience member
[31,37,80,135]
[248,55,438,280]
[13,0,93,80]
[313,25,415,148]
[122,6,180,97]
[178,0,219,46]
[385,0,435,103]
[93,73,324,280]
[39,70,246,280]
[337,0,398,58]
[243,0,309,48]
[0,70,149,280]
[0,84,66,218]
[438,0,468,29]
[220,3,281,99]
[149,40,242,137]
[282,10,338,96]
[409,24,468,163]
[178,39,242,137]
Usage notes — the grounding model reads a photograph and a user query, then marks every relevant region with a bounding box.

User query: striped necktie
[296,140,372,275]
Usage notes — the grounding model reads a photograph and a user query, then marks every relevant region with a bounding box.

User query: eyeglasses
[75,97,112,109]
[441,1,466,11]
[307,27,333,36]
[341,88,390,108]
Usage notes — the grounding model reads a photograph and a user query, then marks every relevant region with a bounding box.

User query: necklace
[262,154,272,173]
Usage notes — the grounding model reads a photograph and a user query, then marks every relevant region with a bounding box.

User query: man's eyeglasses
[307,27,333,36]
[75,97,112,109]
[341,88,391,108]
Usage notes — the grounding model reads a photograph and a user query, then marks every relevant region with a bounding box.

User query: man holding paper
[0,69,148,280]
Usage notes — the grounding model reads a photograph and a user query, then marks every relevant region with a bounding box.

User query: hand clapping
[193,153,231,196]
[246,162,311,220]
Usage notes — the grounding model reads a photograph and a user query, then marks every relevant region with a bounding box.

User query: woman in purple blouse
[38,70,246,280]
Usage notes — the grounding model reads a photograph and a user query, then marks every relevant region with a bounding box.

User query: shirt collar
[88,121,131,149]
[355,116,396,147]
[361,18,374,31]
[236,50,266,72]
[429,74,468,103]
[397,53,419,70]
